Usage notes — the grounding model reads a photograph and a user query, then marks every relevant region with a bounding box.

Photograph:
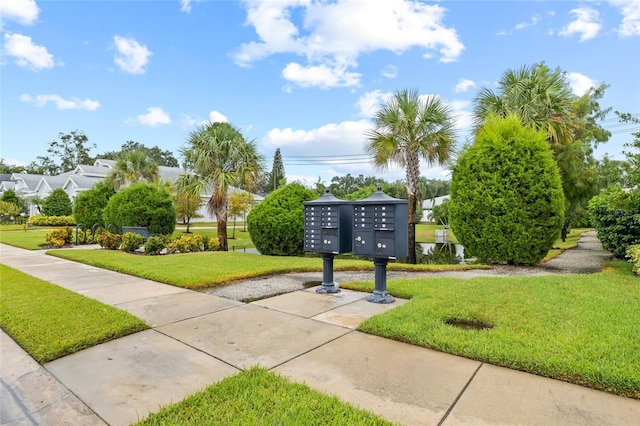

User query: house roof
[93,158,116,168]
[63,176,104,191]
[34,175,70,193]
[73,164,112,178]
[422,195,450,210]
[11,173,43,192]
[158,166,186,183]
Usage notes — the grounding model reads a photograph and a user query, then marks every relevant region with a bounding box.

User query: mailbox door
[353,230,373,256]
[374,232,395,257]
[304,206,322,252]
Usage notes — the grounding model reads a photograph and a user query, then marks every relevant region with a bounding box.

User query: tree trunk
[407,192,417,264]
[218,218,228,251]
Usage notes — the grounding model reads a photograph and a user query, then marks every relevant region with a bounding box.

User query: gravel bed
[202,231,613,302]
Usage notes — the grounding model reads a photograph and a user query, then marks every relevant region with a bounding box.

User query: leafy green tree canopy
[450,115,564,265]
[30,131,96,175]
[97,141,179,167]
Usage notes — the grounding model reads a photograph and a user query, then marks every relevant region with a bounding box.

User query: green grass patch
[0,229,50,250]
[48,250,486,290]
[0,265,149,363]
[343,261,640,398]
[135,366,394,425]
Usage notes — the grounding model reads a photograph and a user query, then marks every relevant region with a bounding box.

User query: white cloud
[113,35,152,74]
[514,14,540,31]
[609,0,640,37]
[454,78,476,93]
[180,0,192,13]
[355,90,391,117]
[180,114,198,127]
[559,7,601,41]
[20,94,100,110]
[381,65,398,79]
[282,62,361,88]
[207,110,228,123]
[235,0,464,88]
[566,72,595,96]
[0,0,39,26]
[135,107,171,126]
[2,33,54,71]
[449,99,474,131]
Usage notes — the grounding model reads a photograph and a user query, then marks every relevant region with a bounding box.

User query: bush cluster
[121,232,145,253]
[102,183,176,235]
[166,234,204,254]
[449,115,565,265]
[45,227,73,248]
[76,228,94,244]
[627,245,640,276]
[588,188,640,258]
[95,231,122,250]
[29,215,76,226]
[247,183,316,256]
[205,237,220,251]
[144,236,166,256]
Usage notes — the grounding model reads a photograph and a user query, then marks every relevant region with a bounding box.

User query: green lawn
[342,261,640,399]
[48,249,486,290]
[135,366,394,426]
[0,264,149,363]
[0,228,51,250]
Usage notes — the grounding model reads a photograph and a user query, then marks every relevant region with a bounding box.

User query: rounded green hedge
[588,188,640,258]
[42,188,72,216]
[102,182,176,235]
[73,180,115,227]
[247,183,317,256]
[450,115,565,265]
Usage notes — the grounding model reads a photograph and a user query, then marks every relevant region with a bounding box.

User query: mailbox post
[303,191,353,293]
[352,188,408,303]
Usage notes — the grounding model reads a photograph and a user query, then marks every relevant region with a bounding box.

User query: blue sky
[2,0,639,186]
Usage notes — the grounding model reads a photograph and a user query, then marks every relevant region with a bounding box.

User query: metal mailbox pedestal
[303,191,353,294]
[352,188,408,303]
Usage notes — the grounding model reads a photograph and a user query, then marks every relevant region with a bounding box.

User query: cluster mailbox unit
[303,191,353,293]
[303,188,408,303]
[352,189,408,303]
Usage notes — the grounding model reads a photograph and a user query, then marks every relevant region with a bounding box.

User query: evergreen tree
[267,148,286,192]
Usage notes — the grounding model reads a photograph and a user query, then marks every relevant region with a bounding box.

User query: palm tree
[365,88,457,264]
[176,122,263,251]
[473,63,575,147]
[110,150,159,190]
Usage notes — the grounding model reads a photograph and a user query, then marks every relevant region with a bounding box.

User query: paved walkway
[1,235,639,426]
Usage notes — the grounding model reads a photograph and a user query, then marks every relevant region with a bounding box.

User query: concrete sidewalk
[1,243,639,425]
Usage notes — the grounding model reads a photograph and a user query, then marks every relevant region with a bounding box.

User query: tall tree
[267,148,286,192]
[616,111,640,188]
[97,141,179,167]
[366,88,457,264]
[473,63,611,239]
[176,122,264,251]
[109,150,160,190]
[35,130,96,175]
[228,191,254,237]
[172,185,203,233]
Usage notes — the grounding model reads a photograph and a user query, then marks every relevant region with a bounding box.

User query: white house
[421,195,450,223]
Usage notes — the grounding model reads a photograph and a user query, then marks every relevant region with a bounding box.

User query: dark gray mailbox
[304,191,353,293]
[352,188,408,303]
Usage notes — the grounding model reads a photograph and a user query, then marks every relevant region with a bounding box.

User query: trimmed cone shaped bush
[450,115,564,265]
[247,183,316,256]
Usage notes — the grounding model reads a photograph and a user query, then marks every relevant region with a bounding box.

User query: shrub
[121,232,144,253]
[247,183,316,256]
[41,188,72,216]
[95,231,122,250]
[102,182,176,235]
[28,215,76,226]
[45,227,73,248]
[627,245,640,276]
[145,236,165,256]
[0,201,22,223]
[73,181,115,228]
[76,228,93,244]
[166,234,204,254]
[205,237,221,251]
[449,115,565,265]
[589,188,640,258]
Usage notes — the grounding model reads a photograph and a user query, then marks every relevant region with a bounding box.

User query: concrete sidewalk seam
[438,362,484,425]
[268,330,357,371]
